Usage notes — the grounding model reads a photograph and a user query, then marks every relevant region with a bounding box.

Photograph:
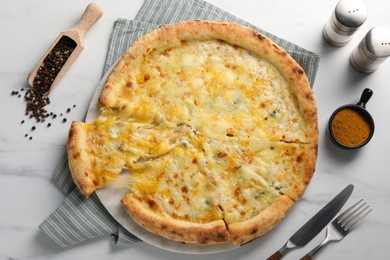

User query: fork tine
[340,201,367,226]
[336,199,363,223]
[344,207,372,231]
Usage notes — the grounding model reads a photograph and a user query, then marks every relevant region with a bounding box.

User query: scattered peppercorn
[25,134,28,137]
[24,88,51,122]
[73,104,76,108]
[47,123,51,127]
[62,118,67,123]
[21,120,25,124]
[29,136,33,140]
[31,126,36,131]
[66,108,71,113]
[52,114,57,119]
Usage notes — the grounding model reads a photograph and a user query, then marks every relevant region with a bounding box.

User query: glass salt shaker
[323,0,368,47]
[350,26,390,73]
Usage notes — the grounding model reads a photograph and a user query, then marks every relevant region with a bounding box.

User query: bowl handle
[356,88,373,108]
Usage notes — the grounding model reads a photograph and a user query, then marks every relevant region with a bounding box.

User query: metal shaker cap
[365,26,390,58]
[323,0,367,46]
[335,0,368,30]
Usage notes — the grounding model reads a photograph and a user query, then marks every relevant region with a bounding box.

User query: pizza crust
[284,143,318,202]
[121,192,231,244]
[67,122,96,197]
[228,195,294,245]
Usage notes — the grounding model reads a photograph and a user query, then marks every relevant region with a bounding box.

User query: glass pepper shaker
[350,26,390,73]
[323,0,368,47]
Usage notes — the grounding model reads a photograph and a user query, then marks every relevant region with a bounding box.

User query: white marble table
[1,0,389,259]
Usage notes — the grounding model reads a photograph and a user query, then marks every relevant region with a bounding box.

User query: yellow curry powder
[331,108,371,147]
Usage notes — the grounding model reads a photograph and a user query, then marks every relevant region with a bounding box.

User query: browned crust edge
[66,121,96,197]
[285,142,318,202]
[121,193,231,244]
[228,195,294,245]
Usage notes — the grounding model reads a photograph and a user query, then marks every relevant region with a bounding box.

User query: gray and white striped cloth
[39,0,320,247]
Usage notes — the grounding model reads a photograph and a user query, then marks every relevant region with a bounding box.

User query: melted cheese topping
[86,40,309,224]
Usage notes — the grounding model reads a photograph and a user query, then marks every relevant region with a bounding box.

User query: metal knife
[267,184,354,260]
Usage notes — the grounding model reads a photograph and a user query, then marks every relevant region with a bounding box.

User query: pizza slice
[121,147,231,244]
[197,138,316,245]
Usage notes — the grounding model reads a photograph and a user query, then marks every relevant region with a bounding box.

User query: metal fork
[300,199,372,260]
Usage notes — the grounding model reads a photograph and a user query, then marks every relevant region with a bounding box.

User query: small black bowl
[328,88,375,150]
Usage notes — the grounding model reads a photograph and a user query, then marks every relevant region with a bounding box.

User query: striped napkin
[39,0,320,247]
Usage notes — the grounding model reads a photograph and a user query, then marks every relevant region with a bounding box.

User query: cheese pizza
[67,21,318,246]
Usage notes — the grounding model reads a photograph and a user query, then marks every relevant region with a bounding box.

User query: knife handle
[267,251,283,260]
[300,255,312,260]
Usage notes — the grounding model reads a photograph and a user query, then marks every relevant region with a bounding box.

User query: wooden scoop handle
[70,3,103,43]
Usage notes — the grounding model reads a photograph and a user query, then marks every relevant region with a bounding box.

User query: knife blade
[267,184,354,260]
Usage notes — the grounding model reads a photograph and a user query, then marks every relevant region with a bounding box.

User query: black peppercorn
[32,36,76,94]
[24,88,51,122]
[62,118,67,123]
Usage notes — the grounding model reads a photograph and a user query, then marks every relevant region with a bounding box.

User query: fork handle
[300,239,331,260]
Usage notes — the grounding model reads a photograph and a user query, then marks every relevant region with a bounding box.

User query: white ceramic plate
[88,65,238,254]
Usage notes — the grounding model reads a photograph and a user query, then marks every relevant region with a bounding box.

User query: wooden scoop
[27,3,103,95]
